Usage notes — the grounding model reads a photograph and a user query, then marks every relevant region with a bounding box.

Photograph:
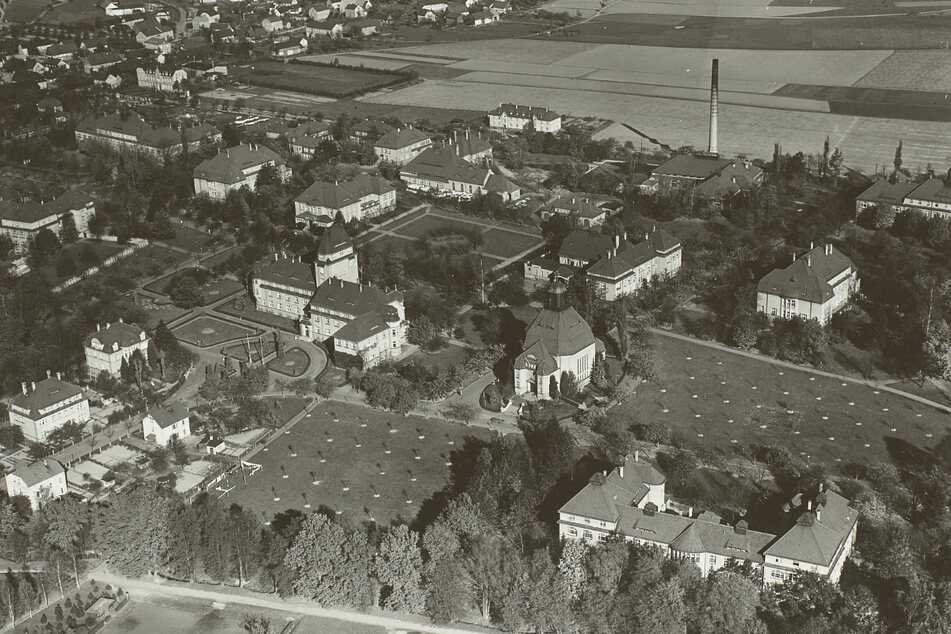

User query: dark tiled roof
[856,178,918,206]
[254,256,315,292]
[907,177,951,205]
[296,174,394,210]
[402,148,491,186]
[193,145,284,184]
[317,225,352,256]
[490,103,559,121]
[309,277,401,320]
[146,401,189,429]
[560,454,666,520]
[10,459,65,487]
[764,491,858,566]
[558,229,613,263]
[334,310,391,342]
[375,127,430,150]
[521,303,595,357]
[10,378,83,419]
[76,112,220,150]
[757,245,856,304]
[84,321,147,351]
[653,154,732,179]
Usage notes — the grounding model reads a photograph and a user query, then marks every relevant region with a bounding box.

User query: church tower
[315,225,359,286]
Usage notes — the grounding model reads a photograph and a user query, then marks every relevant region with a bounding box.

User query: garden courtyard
[171,315,259,348]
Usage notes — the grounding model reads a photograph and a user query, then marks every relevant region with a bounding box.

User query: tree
[59,213,79,244]
[560,371,578,399]
[407,316,440,347]
[374,525,425,613]
[425,558,471,623]
[548,375,559,400]
[925,319,951,380]
[590,354,608,390]
[283,513,372,608]
[894,139,904,176]
[27,228,61,266]
[41,497,89,590]
[242,614,271,634]
[315,375,336,399]
[558,538,588,601]
[94,485,171,576]
[699,571,764,634]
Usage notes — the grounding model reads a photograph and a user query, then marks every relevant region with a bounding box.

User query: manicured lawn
[612,334,951,467]
[172,315,258,348]
[214,293,298,333]
[232,62,406,98]
[119,245,193,279]
[481,227,544,259]
[224,402,492,525]
[397,214,483,240]
[414,343,469,372]
[267,347,312,377]
[162,224,215,253]
[200,245,243,269]
[143,270,243,304]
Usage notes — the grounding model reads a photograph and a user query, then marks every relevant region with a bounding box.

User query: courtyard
[171,315,259,348]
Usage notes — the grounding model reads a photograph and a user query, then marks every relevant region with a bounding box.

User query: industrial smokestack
[708,58,719,155]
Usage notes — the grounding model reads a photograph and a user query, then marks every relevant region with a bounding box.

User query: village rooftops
[296,174,394,210]
[9,377,83,420]
[10,459,65,487]
[193,144,284,184]
[145,402,189,429]
[84,321,147,351]
[757,244,856,304]
[374,127,430,150]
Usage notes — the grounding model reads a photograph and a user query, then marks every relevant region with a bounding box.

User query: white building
[252,253,317,321]
[855,175,951,218]
[142,402,191,446]
[400,148,520,201]
[294,174,396,227]
[5,459,68,510]
[373,128,432,165]
[488,103,561,133]
[75,112,221,158]
[8,374,89,443]
[757,244,860,325]
[84,320,150,377]
[559,453,858,586]
[0,191,96,255]
[513,282,602,399]
[193,145,291,201]
[136,65,187,92]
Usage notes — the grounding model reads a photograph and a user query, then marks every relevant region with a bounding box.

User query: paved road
[91,570,494,634]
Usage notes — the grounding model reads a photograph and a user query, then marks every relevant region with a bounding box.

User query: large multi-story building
[488,103,562,133]
[559,453,858,586]
[855,174,951,218]
[0,190,96,254]
[294,174,396,227]
[251,227,405,369]
[8,374,90,442]
[373,127,432,165]
[5,459,68,510]
[757,243,860,325]
[136,64,187,92]
[513,282,603,399]
[193,144,290,200]
[75,112,221,158]
[400,148,521,201]
[525,228,682,301]
[84,320,150,377]
[641,154,764,199]
[142,402,191,446]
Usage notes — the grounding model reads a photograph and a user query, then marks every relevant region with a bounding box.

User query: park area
[230,62,409,98]
[171,315,258,348]
[223,402,493,525]
[359,206,544,270]
[267,347,311,377]
[612,333,951,467]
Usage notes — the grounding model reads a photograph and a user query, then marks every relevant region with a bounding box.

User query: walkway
[91,570,494,634]
[650,327,951,415]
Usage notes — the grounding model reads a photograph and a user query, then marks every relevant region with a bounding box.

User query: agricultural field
[223,402,493,525]
[2,0,47,23]
[853,50,951,92]
[231,62,408,98]
[171,315,258,348]
[610,333,951,467]
[359,206,544,269]
[540,0,838,18]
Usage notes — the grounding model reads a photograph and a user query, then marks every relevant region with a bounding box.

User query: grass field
[610,334,951,467]
[541,0,836,18]
[267,347,311,377]
[144,270,243,304]
[224,402,492,525]
[231,62,408,98]
[161,224,215,253]
[102,597,384,634]
[35,0,100,24]
[172,315,258,348]
[3,0,48,23]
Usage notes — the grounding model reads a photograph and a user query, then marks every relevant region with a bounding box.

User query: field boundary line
[650,328,951,415]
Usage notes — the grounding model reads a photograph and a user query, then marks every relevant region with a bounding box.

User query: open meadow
[223,402,493,525]
[610,333,951,467]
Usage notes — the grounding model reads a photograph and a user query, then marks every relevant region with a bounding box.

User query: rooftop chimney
[806,256,812,267]
[46,370,51,379]
[619,463,624,479]
[807,500,812,511]
[816,509,821,522]
[735,520,748,535]
[21,382,27,395]
[792,253,797,262]
[708,58,719,155]
[31,381,36,391]
[634,450,639,462]
[810,240,814,250]
[96,323,101,332]
[56,372,61,380]
[614,235,620,249]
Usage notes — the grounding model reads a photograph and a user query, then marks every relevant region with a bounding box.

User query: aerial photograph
[0,0,948,629]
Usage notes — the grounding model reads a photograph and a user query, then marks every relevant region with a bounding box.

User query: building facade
[252,254,316,320]
[0,191,96,254]
[373,128,432,165]
[142,402,191,446]
[84,320,150,377]
[294,174,396,227]
[8,375,89,442]
[75,112,221,158]
[488,103,561,133]
[400,148,521,201]
[193,145,291,200]
[136,65,187,92]
[855,175,951,218]
[757,244,860,325]
[5,459,68,510]
[559,453,858,586]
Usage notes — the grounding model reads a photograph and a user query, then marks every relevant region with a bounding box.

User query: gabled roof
[9,459,65,487]
[84,321,147,351]
[375,127,430,150]
[296,174,394,210]
[653,154,732,180]
[333,309,391,343]
[76,112,220,150]
[558,229,613,263]
[10,378,83,419]
[489,103,559,120]
[146,401,189,429]
[907,177,951,205]
[254,255,315,292]
[694,159,763,197]
[856,178,918,206]
[757,245,856,303]
[193,145,284,184]
[309,277,402,319]
[560,453,666,521]
[402,148,490,187]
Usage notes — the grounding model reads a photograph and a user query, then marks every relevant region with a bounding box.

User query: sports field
[611,333,951,467]
[172,315,258,348]
[222,402,493,525]
[359,206,544,270]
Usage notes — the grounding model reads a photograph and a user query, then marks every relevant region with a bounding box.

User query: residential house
[44,41,78,60]
[262,14,285,32]
[84,319,150,377]
[349,18,380,35]
[99,0,145,16]
[447,129,492,165]
[272,38,308,57]
[488,103,562,133]
[193,144,291,200]
[641,154,764,198]
[306,20,346,38]
[559,453,857,586]
[308,5,332,20]
[0,190,96,254]
[488,0,509,14]
[136,64,188,92]
[373,127,432,165]
[542,195,607,228]
[855,173,951,218]
[142,402,191,446]
[8,374,89,443]
[342,0,371,16]
[853,178,919,216]
[5,459,68,510]
[83,51,123,73]
[295,173,396,227]
[756,243,860,325]
[400,147,521,201]
[208,23,237,43]
[470,10,497,25]
[513,282,602,399]
[349,119,394,143]
[192,11,220,29]
[133,18,174,44]
[289,121,333,157]
[75,112,221,157]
